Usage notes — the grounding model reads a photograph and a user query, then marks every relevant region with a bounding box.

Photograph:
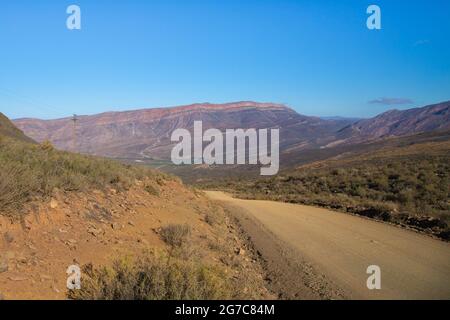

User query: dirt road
[205,191,450,299]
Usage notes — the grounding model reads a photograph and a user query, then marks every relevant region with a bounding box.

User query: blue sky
[0,0,449,119]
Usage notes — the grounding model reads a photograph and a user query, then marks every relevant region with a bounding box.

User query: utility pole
[71,114,78,152]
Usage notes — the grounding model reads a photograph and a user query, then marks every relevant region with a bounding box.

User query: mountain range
[12,100,450,163]
[12,102,350,160]
[334,101,450,146]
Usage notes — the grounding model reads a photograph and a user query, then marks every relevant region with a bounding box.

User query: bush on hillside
[0,137,170,217]
[160,224,191,248]
[68,253,232,300]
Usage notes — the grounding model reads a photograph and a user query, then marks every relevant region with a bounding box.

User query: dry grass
[0,137,170,217]
[144,183,160,196]
[205,211,225,226]
[68,252,233,300]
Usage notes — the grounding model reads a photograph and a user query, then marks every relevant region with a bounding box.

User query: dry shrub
[144,183,160,196]
[0,137,172,217]
[160,224,191,248]
[0,163,37,213]
[205,211,225,226]
[68,252,232,300]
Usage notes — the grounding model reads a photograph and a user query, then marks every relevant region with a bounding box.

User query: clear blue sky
[1,0,449,119]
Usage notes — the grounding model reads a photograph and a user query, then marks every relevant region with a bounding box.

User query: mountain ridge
[335,100,450,145]
[13,101,350,160]
[13,101,293,122]
[12,100,450,162]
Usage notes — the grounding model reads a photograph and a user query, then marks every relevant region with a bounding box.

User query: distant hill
[334,101,450,146]
[13,101,352,160]
[0,112,34,143]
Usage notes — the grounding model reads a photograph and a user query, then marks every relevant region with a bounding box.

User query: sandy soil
[0,182,271,300]
[206,191,450,300]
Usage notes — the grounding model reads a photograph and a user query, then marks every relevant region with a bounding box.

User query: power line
[0,87,62,117]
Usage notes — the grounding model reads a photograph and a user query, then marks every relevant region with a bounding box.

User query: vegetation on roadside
[68,251,233,300]
[199,144,450,240]
[69,217,267,300]
[0,137,170,216]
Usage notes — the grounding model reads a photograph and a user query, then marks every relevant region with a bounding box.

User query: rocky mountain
[333,101,450,146]
[12,100,450,161]
[13,102,351,160]
[0,112,34,143]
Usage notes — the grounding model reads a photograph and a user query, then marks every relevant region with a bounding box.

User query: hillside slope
[0,112,34,143]
[335,101,450,145]
[0,175,272,299]
[0,113,271,300]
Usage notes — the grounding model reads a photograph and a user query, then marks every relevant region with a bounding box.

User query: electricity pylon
[71,114,78,152]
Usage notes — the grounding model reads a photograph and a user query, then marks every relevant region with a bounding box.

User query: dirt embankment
[0,182,272,300]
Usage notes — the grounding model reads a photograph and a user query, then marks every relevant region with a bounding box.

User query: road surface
[205,191,450,299]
